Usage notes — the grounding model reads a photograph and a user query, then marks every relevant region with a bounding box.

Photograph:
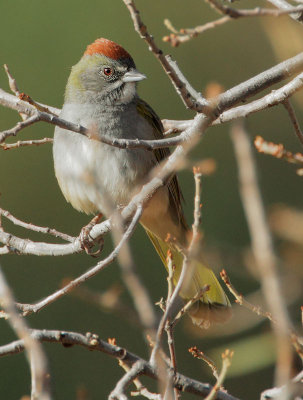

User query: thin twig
[164,250,180,400]
[204,350,234,400]
[220,269,275,322]
[0,206,74,242]
[0,113,40,143]
[220,269,303,362]
[254,135,303,169]
[163,16,230,47]
[0,137,53,150]
[163,4,303,47]
[19,92,58,116]
[4,64,21,96]
[173,285,210,324]
[283,99,303,147]
[188,346,219,380]
[165,55,207,105]
[3,64,59,116]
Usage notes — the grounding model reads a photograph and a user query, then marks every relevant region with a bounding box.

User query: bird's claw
[79,214,104,257]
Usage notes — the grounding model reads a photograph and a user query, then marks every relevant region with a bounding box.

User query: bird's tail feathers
[145,229,231,328]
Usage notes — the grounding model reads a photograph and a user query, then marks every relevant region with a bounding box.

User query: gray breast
[53,102,156,215]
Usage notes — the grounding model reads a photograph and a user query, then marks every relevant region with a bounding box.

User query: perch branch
[1,54,303,150]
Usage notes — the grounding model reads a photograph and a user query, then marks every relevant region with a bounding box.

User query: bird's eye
[103,67,113,76]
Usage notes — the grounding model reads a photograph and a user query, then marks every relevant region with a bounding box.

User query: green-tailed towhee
[53,38,231,327]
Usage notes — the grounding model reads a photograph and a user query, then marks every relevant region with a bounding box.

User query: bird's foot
[80,213,104,257]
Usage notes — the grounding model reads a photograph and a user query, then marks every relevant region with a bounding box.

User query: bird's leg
[79,213,104,256]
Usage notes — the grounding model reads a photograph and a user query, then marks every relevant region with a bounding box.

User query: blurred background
[0,0,303,399]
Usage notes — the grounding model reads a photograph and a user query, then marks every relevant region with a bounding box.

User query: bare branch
[163,16,230,47]
[122,0,207,111]
[0,329,241,400]
[283,99,303,147]
[0,267,51,399]
[1,54,303,152]
[109,360,146,400]
[164,251,180,400]
[118,356,162,400]
[0,207,74,242]
[19,92,58,116]
[230,121,293,387]
[162,120,192,132]
[0,113,40,143]
[163,4,303,47]
[165,55,207,106]
[191,166,203,248]
[0,137,53,150]
[204,350,234,400]
[188,346,219,380]
[3,65,60,116]
[166,70,303,131]
[206,0,303,18]
[215,54,303,114]
[4,64,21,96]
[220,269,275,322]
[254,135,303,169]
[0,246,10,255]
[267,0,303,23]
[216,72,303,124]
[1,62,302,258]
[14,205,142,316]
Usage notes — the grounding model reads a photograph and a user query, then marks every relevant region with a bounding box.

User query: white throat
[117,82,137,105]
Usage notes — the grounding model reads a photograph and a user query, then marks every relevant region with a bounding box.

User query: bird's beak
[122,69,147,83]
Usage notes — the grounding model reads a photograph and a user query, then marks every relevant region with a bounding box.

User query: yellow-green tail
[145,229,231,328]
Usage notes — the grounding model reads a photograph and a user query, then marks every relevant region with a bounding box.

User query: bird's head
[65,38,146,104]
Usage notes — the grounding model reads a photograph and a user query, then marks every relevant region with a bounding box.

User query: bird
[53,38,231,328]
